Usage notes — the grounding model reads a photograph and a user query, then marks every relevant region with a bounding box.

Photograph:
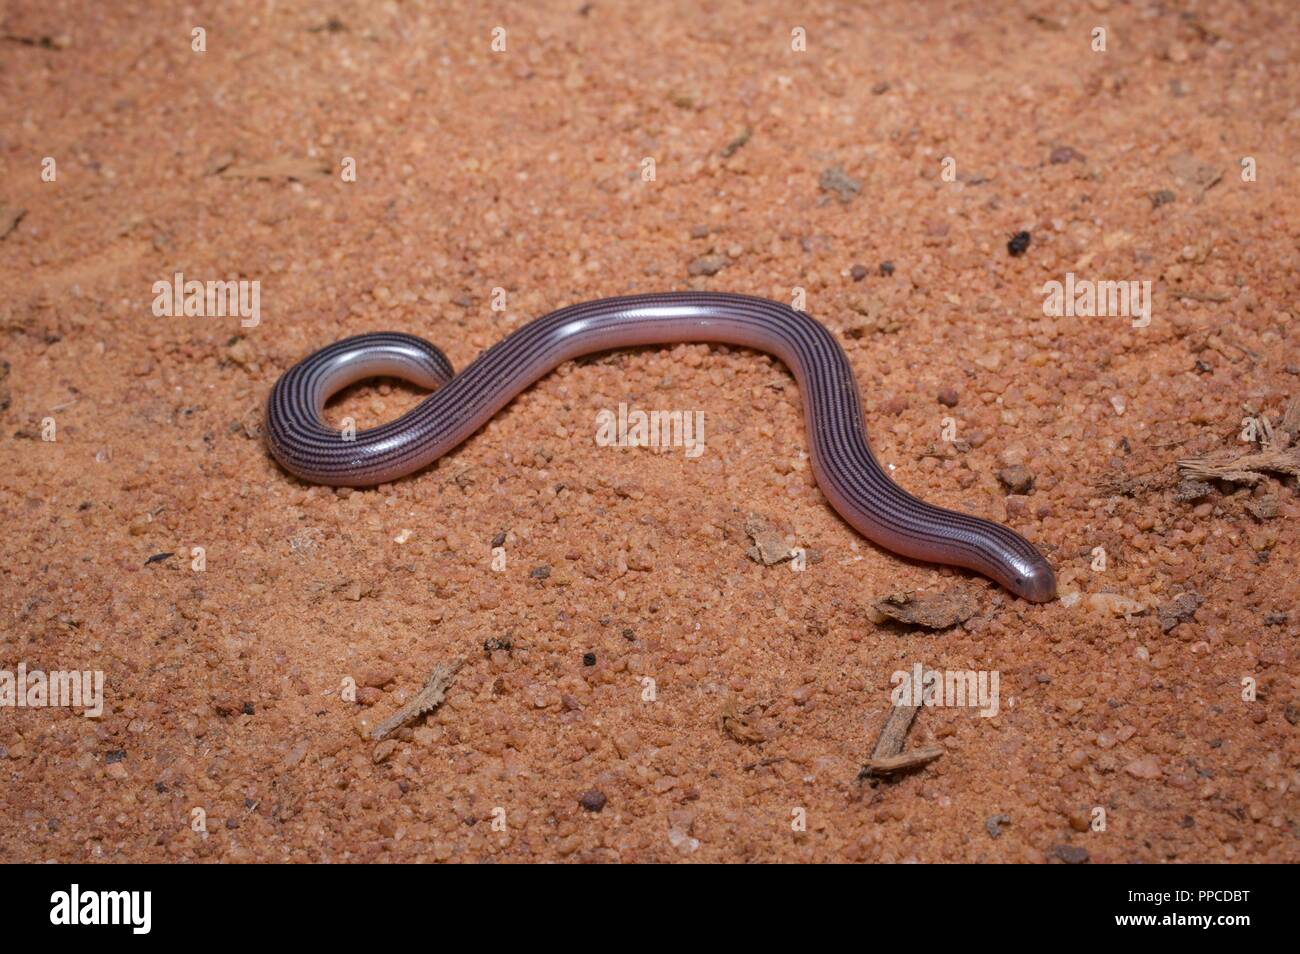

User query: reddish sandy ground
[1,0,1297,862]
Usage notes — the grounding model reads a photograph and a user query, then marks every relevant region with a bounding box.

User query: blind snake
[265,292,1056,602]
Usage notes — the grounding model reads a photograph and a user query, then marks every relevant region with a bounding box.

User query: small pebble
[1125,756,1161,780]
[985,813,1011,838]
[1053,844,1090,864]
[997,465,1035,494]
[362,665,396,689]
[1149,189,1176,208]
[578,789,607,812]
[687,255,728,277]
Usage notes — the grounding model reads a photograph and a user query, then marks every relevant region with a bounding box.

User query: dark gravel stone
[578,789,607,812]
[985,814,1011,838]
[997,465,1035,494]
[1053,844,1090,864]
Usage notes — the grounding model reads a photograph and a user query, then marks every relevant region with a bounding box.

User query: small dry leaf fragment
[858,745,944,779]
[743,513,792,565]
[718,697,766,743]
[859,702,943,781]
[871,590,977,629]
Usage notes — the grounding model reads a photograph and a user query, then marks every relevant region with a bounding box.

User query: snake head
[1010,559,1057,603]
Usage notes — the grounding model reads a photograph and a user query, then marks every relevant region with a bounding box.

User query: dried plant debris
[860,747,944,778]
[1099,467,1173,498]
[858,703,944,780]
[1178,397,1300,486]
[718,697,767,743]
[0,205,26,240]
[2,31,71,49]
[743,512,792,565]
[818,165,861,203]
[370,659,463,741]
[870,590,977,630]
[720,127,752,158]
[307,17,348,33]
[1172,478,1212,502]
[870,703,917,758]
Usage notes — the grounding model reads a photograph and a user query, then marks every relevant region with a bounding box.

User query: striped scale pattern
[265,292,1056,601]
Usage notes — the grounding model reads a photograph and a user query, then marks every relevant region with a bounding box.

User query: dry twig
[1178,397,1300,486]
[858,703,944,780]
